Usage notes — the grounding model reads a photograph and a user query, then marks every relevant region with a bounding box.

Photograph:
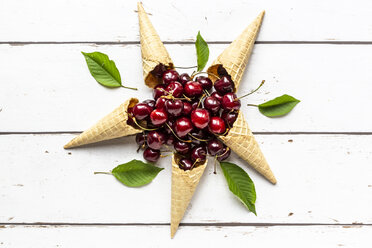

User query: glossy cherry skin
[214,76,234,94]
[196,76,213,90]
[153,84,167,100]
[174,141,191,154]
[165,81,183,98]
[209,116,226,134]
[165,99,183,116]
[155,97,167,109]
[184,81,203,98]
[211,91,223,102]
[143,147,160,162]
[135,133,146,146]
[162,70,179,85]
[222,93,241,111]
[191,101,199,110]
[179,158,193,170]
[150,108,168,126]
[179,73,191,85]
[191,108,210,129]
[175,117,193,138]
[126,107,136,126]
[133,103,153,120]
[183,102,192,116]
[221,110,238,127]
[151,64,167,78]
[207,139,224,156]
[146,130,166,150]
[191,146,207,162]
[217,147,231,161]
[142,99,155,109]
[203,96,221,114]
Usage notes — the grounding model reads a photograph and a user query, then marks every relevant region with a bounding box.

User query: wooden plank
[1,44,372,132]
[1,0,372,42]
[1,134,371,224]
[0,225,370,247]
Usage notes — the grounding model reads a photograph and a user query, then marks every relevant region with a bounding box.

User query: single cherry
[143,147,160,162]
[175,117,193,137]
[162,70,179,85]
[211,91,223,102]
[155,97,167,109]
[151,64,167,78]
[196,76,213,90]
[191,146,207,162]
[191,108,210,129]
[133,103,153,120]
[174,141,191,154]
[217,147,231,161]
[165,81,183,98]
[179,73,191,85]
[153,84,167,100]
[214,76,234,94]
[222,93,241,111]
[184,81,203,98]
[147,130,166,150]
[165,99,183,116]
[207,139,224,156]
[209,116,226,134]
[221,110,238,127]
[150,109,168,126]
[135,133,146,146]
[183,102,192,116]
[203,96,221,114]
[142,99,155,109]
[179,158,193,170]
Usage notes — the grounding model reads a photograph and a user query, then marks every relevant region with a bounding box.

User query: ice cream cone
[171,154,207,238]
[219,111,276,184]
[64,98,141,149]
[138,2,173,88]
[207,11,264,91]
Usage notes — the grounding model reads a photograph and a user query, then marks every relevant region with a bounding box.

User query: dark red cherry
[153,84,167,100]
[179,158,193,170]
[166,134,176,146]
[196,76,213,90]
[207,139,224,156]
[203,96,221,114]
[151,64,167,78]
[211,91,223,102]
[221,110,238,127]
[174,141,191,154]
[150,109,168,126]
[179,73,191,85]
[165,119,175,134]
[135,133,146,146]
[175,117,193,137]
[191,146,207,162]
[165,81,183,98]
[165,99,183,116]
[191,108,210,129]
[133,103,153,120]
[222,93,241,111]
[209,116,226,134]
[162,70,179,85]
[217,65,229,77]
[191,101,199,110]
[143,147,160,162]
[214,76,234,94]
[184,81,203,98]
[147,130,166,150]
[155,97,167,109]
[183,102,192,116]
[142,99,156,109]
[217,147,231,161]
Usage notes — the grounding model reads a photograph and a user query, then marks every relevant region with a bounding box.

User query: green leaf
[82,51,122,88]
[112,160,163,187]
[195,31,209,71]
[258,94,300,117]
[220,162,257,214]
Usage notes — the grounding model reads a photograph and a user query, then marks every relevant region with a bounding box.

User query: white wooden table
[1,0,372,247]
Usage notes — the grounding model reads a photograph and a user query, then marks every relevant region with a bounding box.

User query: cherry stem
[160,154,172,158]
[191,71,220,80]
[188,133,211,142]
[216,128,230,136]
[213,156,217,174]
[174,65,198,69]
[121,85,138,91]
[204,90,210,96]
[237,80,265,100]
[182,94,192,102]
[94,171,112,175]
[165,123,192,143]
[197,94,206,108]
[132,117,159,131]
[191,158,200,170]
[247,104,258,107]
[216,147,230,158]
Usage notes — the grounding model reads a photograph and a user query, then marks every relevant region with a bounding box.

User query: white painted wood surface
[1,0,372,246]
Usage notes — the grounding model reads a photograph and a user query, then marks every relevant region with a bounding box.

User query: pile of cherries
[127,65,241,170]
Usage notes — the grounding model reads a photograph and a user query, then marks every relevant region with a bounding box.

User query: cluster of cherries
[127,64,241,170]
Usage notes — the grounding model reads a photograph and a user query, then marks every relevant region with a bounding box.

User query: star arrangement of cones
[64,3,300,238]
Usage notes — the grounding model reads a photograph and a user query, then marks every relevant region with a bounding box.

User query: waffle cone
[171,154,207,238]
[138,2,173,88]
[64,98,141,149]
[207,11,264,91]
[219,111,276,184]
